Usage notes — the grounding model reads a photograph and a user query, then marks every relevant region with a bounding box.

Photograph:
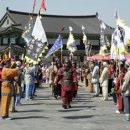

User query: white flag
[67,32,77,53]
[100,20,106,30]
[82,25,85,30]
[67,32,75,48]
[117,18,130,46]
[110,26,125,60]
[32,15,47,43]
[69,26,73,32]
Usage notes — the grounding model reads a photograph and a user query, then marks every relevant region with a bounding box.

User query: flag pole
[69,51,73,62]
[60,34,63,64]
[60,40,63,64]
[82,25,89,61]
[60,26,64,64]
[31,0,36,19]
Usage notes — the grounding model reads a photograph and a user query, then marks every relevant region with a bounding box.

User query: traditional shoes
[0,116,12,120]
[62,104,72,109]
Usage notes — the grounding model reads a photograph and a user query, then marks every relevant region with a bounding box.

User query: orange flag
[8,49,12,59]
[40,0,46,11]
[3,51,8,60]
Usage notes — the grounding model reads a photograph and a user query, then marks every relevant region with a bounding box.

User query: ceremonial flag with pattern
[99,19,106,45]
[25,15,48,63]
[66,27,77,53]
[110,23,125,59]
[117,18,130,46]
[111,17,130,60]
[82,25,90,56]
[45,35,62,58]
[22,19,34,45]
[82,25,87,44]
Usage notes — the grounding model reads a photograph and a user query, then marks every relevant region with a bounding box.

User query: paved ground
[0,82,130,130]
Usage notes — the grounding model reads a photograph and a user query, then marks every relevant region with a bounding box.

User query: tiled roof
[0,8,114,35]
[0,27,8,32]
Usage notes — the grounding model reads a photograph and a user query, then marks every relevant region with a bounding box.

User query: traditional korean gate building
[0,7,114,61]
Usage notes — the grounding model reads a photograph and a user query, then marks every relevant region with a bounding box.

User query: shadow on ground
[58,109,83,112]
[13,116,49,120]
[63,115,94,119]
[21,102,45,105]
[74,100,93,103]
[16,109,44,113]
[72,105,96,109]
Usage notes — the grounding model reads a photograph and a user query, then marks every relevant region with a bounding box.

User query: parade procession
[0,0,130,129]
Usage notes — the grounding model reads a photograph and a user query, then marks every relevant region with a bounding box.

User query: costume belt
[2,79,12,83]
[63,80,72,86]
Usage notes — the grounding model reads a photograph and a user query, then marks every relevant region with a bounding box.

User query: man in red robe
[54,58,77,109]
[72,60,78,98]
[115,62,125,113]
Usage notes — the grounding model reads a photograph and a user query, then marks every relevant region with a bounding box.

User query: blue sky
[0,0,130,27]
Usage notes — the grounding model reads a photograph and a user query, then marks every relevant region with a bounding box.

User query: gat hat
[125,60,130,67]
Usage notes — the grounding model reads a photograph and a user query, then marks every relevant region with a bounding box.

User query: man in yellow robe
[0,59,19,120]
